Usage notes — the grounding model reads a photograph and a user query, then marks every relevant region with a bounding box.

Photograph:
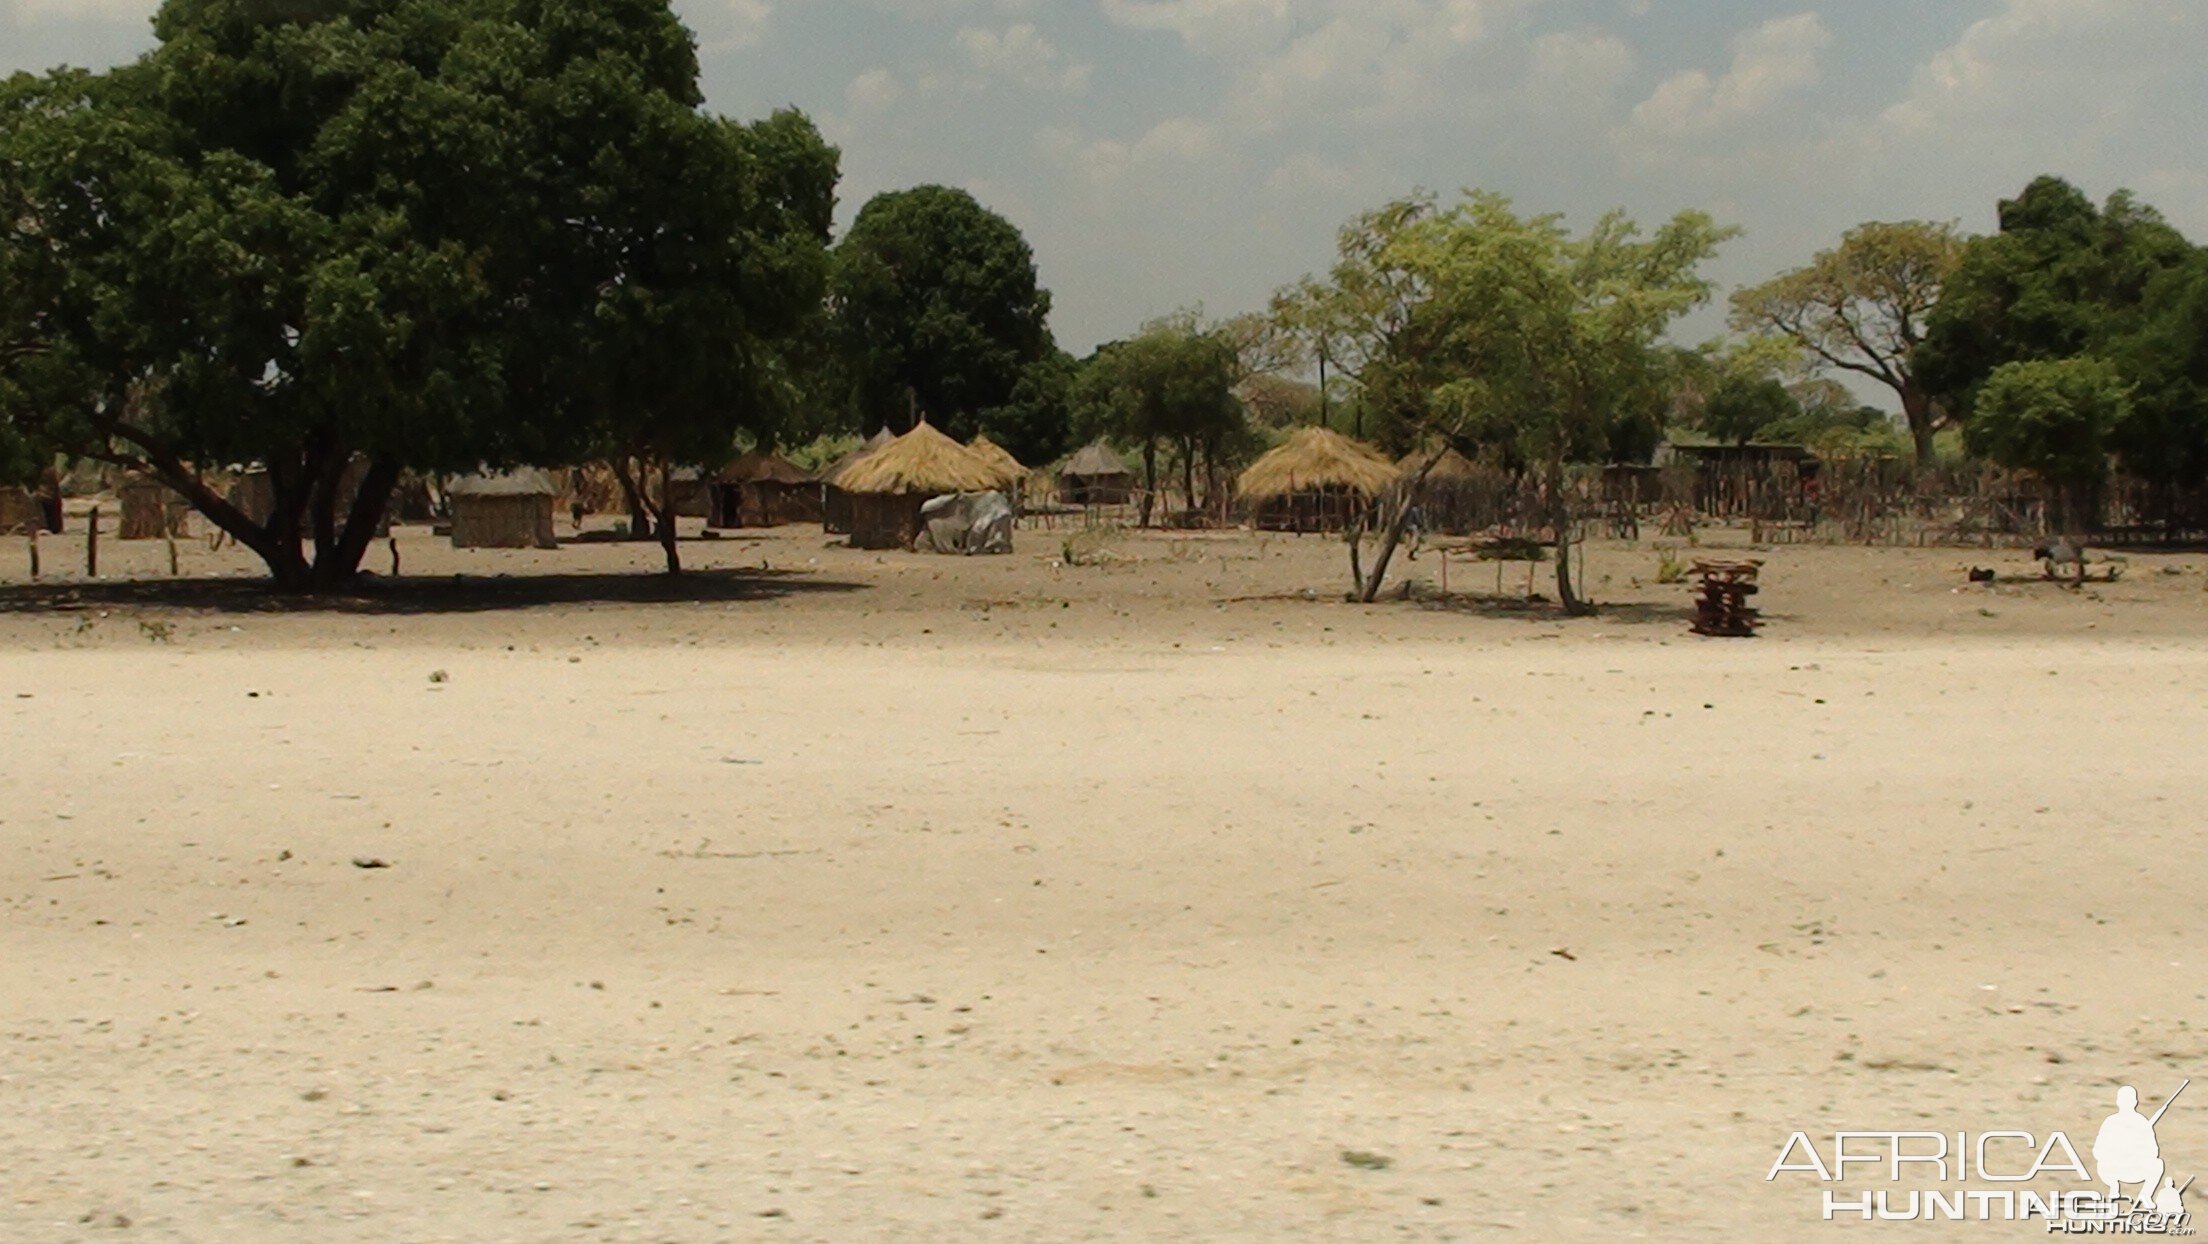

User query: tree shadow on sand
[0,567,868,616]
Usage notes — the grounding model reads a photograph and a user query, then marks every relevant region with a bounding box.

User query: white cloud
[844,68,904,115]
[1621,12,1830,142]
[956,22,1092,93]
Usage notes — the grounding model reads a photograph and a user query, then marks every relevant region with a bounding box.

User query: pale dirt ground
[2,519,2207,1241]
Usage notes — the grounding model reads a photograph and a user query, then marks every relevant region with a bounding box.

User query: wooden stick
[86,506,98,578]
[26,529,38,579]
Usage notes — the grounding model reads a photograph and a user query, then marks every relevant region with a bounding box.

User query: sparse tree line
[3,0,2203,591]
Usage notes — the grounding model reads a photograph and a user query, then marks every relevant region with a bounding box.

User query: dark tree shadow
[0,568,867,616]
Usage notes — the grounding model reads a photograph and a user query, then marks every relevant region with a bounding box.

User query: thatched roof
[1237,428,1398,501]
[449,468,557,497]
[717,451,813,486]
[831,422,1003,495]
[822,427,897,484]
[967,435,1026,489]
[1062,441,1132,478]
[1397,443,1481,482]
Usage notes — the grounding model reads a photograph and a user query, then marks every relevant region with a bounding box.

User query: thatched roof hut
[822,427,896,535]
[831,422,1003,550]
[1397,443,1481,482]
[1238,427,1397,533]
[967,435,1026,492]
[711,451,819,528]
[1059,440,1134,506]
[448,469,558,549]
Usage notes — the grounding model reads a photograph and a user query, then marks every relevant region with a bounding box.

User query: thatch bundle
[1238,428,1398,501]
[967,435,1026,491]
[832,422,1003,495]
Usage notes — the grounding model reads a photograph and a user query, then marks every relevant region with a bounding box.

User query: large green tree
[0,0,833,588]
[1731,221,1963,464]
[1916,176,2204,503]
[829,185,1057,445]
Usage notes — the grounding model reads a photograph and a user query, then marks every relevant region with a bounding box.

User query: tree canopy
[1072,321,1243,527]
[1730,220,1963,464]
[0,0,835,587]
[1916,175,2204,498]
[828,185,1059,449]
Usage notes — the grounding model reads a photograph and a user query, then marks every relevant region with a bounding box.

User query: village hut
[831,422,1004,550]
[448,469,558,549]
[967,435,1027,500]
[665,466,714,520]
[711,452,820,528]
[1058,441,1135,506]
[119,474,188,539]
[822,426,896,535]
[1237,427,1398,533]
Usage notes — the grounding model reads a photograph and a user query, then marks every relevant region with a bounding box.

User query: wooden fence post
[26,529,38,579]
[86,506,99,578]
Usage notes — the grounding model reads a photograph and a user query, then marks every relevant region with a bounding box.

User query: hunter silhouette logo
[1767,1077,2195,1230]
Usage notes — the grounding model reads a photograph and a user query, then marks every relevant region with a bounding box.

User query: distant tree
[1073,324,1243,528]
[0,0,831,588]
[1328,193,1733,609]
[1701,376,1802,446]
[1269,196,1439,444]
[1967,357,2130,531]
[830,186,1055,437]
[1731,221,1964,463]
[1917,176,2203,502]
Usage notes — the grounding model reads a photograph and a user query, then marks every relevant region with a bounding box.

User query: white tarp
[917,491,1014,555]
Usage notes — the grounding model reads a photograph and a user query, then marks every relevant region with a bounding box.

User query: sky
[5,0,2206,377]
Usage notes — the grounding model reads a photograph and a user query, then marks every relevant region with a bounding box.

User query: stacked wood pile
[1690,559,1764,637]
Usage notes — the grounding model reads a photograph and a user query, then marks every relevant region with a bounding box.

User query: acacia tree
[0,0,829,589]
[1731,221,1964,463]
[1313,193,1731,610]
[1268,196,1438,442]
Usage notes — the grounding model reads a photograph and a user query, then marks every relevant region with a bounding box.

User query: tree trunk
[1180,441,1195,522]
[1139,441,1158,529]
[1901,387,1937,466]
[656,462,682,576]
[307,457,401,590]
[1349,444,1449,603]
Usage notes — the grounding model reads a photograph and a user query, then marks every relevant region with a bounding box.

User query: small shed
[448,469,558,549]
[711,452,820,528]
[822,427,896,535]
[1059,441,1134,506]
[830,422,1004,550]
[665,467,713,520]
[1237,427,1398,533]
[118,474,188,539]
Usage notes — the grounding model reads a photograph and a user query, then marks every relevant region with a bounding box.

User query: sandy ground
[3,520,2207,1241]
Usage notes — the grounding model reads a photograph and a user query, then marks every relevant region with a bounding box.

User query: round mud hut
[448,469,559,549]
[822,427,896,536]
[711,452,820,528]
[1237,427,1398,533]
[830,422,1003,550]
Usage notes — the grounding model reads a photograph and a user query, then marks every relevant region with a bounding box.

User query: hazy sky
[6,0,2205,365]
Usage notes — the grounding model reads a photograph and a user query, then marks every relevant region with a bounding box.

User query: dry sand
[3,522,2206,1240]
